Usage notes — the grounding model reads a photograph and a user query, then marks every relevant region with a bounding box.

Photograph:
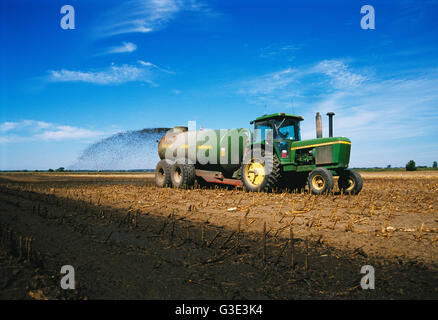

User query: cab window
[276,124,295,139]
[273,118,298,140]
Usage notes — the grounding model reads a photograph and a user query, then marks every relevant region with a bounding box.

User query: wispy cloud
[237,59,368,107]
[35,126,103,141]
[238,68,297,97]
[1,120,50,133]
[48,64,154,85]
[312,60,367,89]
[102,41,137,55]
[137,60,174,74]
[46,60,174,86]
[1,122,21,132]
[0,120,107,143]
[96,0,210,37]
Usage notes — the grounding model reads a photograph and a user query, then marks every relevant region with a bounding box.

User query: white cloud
[312,60,367,89]
[96,0,209,37]
[237,59,367,104]
[36,126,103,141]
[238,68,298,97]
[104,42,137,55]
[0,120,106,143]
[48,64,154,85]
[137,60,174,74]
[138,60,156,68]
[0,120,50,133]
[0,122,20,132]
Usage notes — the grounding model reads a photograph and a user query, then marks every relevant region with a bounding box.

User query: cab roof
[255,113,303,122]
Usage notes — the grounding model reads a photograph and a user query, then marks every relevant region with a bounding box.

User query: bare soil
[0,171,437,299]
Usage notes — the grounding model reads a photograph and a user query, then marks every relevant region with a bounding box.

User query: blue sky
[1,0,438,169]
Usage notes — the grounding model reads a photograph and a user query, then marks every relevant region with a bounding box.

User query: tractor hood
[291,136,351,150]
[291,136,351,167]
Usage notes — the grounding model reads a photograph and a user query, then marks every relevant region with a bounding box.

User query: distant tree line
[352,161,438,172]
[47,167,66,172]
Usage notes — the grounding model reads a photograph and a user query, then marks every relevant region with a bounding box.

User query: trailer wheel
[338,169,363,195]
[170,162,196,189]
[307,168,334,195]
[241,148,281,192]
[155,160,172,187]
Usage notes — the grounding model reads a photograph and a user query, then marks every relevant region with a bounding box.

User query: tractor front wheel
[338,169,363,195]
[307,168,334,195]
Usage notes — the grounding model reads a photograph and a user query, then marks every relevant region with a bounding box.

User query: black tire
[155,160,172,187]
[170,162,196,188]
[338,169,363,195]
[241,147,281,192]
[289,173,308,192]
[307,168,334,195]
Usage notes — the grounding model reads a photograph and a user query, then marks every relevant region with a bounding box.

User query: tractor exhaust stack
[327,112,335,137]
[315,112,323,138]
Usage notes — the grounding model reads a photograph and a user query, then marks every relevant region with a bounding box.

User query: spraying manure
[71,128,170,171]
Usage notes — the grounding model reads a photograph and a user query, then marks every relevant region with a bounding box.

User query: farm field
[0,171,437,299]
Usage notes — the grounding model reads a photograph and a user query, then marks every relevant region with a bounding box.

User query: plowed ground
[0,171,437,299]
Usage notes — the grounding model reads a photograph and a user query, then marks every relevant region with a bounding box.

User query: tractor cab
[252,113,303,143]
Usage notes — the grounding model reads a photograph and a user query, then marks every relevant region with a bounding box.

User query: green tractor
[155,112,363,195]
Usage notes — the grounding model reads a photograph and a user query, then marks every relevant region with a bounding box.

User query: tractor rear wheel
[338,169,363,195]
[155,159,172,187]
[307,168,334,195]
[241,148,281,192]
[170,162,196,188]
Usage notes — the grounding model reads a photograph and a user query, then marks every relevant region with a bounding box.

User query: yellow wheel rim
[311,174,325,191]
[345,177,355,192]
[244,160,266,186]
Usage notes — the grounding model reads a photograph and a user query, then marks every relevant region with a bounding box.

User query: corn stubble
[0,173,437,299]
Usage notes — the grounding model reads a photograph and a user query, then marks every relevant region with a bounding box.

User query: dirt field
[0,171,437,299]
